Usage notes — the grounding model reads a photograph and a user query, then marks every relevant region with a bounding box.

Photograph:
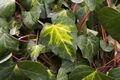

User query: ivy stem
[72,3,77,12]
[36,30,40,45]
[77,10,90,33]
[106,0,110,7]
[40,55,53,66]
[101,27,107,42]
[114,40,117,67]
[18,34,36,40]
[96,59,114,71]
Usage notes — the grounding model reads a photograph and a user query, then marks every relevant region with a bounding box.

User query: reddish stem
[72,3,77,12]
[18,34,35,40]
[77,11,90,33]
[114,40,117,67]
[106,0,110,7]
[101,27,107,42]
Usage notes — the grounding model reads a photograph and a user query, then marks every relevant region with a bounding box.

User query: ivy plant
[0,0,120,80]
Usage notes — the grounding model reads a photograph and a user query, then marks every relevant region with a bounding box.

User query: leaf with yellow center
[41,23,75,60]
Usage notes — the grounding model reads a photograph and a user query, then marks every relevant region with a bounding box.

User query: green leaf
[77,33,99,62]
[100,40,114,52]
[0,0,16,17]
[57,68,68,80]
[69,65,111,80]
[17,61,50,80]
[0,33,19,60]
[108,68,120,80]
[85,0,104,11]
[20,0,32,11]
[0,61,15,80]
[98,7,120,41]
[22,3,42,29]
[10,65,30,80]
[0,33,19,51]
[0,18,9,33]
[27,43,45,61]
[9,19,21,35]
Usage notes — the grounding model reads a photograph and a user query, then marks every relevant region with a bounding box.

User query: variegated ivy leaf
[40,23,76,61]
[27,42,45,61]
[77,33,99,62]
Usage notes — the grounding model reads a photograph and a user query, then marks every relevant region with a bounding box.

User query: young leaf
[77,33,99,62]
[17,61,50,80]
[28,44,45,61]
[0,0,16,17]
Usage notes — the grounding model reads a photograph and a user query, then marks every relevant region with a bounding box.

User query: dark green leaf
[57,68,68,80]
[98,7,120,41]
[17,61,50,80]
[85,0,104,11]
[69,65,111,80]
[0,61,15,80]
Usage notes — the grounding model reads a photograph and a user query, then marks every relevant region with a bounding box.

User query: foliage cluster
[0,0,120,80]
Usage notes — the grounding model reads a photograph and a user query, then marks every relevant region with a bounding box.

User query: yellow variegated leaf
[41,23,74,60]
